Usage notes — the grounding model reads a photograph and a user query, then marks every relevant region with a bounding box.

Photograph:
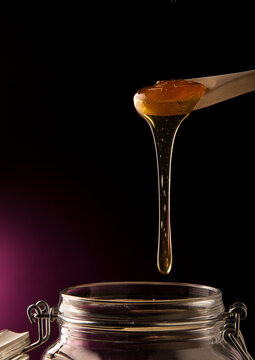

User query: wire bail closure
[224,302,253,360]
[23,301,56,354]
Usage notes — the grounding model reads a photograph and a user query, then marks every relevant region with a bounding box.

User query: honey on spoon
[134,80,206,274]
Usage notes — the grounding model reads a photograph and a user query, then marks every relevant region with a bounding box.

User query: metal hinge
[224,302,253,360]
[23,301,57,354]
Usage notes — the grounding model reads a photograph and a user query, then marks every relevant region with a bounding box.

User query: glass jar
[40,282,252,360]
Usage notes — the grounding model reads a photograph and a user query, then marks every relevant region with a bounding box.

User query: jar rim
[60,281,222,305]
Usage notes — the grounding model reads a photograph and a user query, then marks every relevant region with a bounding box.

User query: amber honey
[134,79,206,274]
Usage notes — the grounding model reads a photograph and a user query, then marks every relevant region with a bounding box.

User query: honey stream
[134,80,206,274]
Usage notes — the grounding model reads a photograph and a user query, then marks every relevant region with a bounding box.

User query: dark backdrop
[0,2,254,359]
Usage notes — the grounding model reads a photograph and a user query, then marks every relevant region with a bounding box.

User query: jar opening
[62,281,221,304]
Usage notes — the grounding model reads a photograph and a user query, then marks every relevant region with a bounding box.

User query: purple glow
[0,173,125,359]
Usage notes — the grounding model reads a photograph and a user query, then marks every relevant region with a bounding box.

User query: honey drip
[134,80,206,274]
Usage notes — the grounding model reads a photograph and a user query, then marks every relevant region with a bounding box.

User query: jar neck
[56,282,226,345]
[58,320,226,347]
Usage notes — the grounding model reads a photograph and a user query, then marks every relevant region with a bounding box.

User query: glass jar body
[41,282,245,360]
[42,332,242,360]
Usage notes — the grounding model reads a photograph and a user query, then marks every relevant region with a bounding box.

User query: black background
[0,2,254,359]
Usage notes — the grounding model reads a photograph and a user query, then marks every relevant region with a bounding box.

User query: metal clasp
[23,301,57,354]
[224,302,253,360]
